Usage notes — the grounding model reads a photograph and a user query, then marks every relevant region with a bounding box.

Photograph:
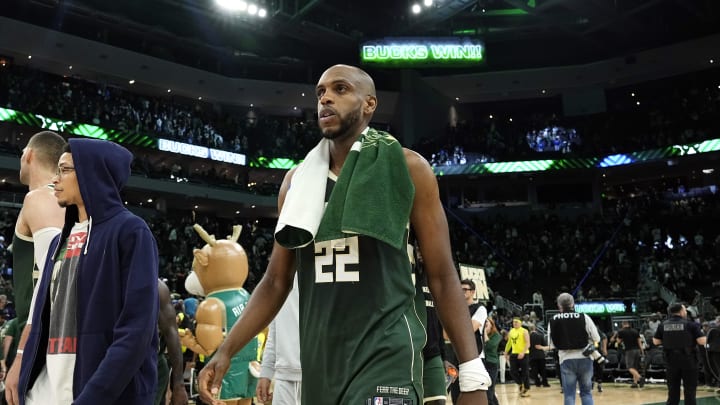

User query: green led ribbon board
[0,107,155,147]
[249,157,298,169]
[3,107,719,172]
[433,139,720,176]
[360,37,484,67]
[0,107,248,165]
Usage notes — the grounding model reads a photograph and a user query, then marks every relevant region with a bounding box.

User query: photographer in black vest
[653,303,706,405]
[547,293,600,405]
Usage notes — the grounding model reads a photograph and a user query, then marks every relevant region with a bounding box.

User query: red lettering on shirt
[47,337,77,354]
[65,231,87,258]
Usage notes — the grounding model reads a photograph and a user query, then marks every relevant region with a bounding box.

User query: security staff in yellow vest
[653,303,706,405]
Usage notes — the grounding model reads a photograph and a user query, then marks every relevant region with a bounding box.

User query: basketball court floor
[485,381,720,405]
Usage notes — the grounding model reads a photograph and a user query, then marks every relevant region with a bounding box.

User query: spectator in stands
[648,313,662,335]
[532,290,544,308]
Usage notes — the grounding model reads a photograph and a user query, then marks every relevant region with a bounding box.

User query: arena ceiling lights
[215,0,268,18]
[411,0,434,15]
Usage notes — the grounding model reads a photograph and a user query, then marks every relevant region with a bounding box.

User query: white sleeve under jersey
[27,227,61,326]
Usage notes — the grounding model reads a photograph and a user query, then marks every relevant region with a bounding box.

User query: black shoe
[598,384,603,392]
[639,378,645,388]
[542,383,551,387]
[631,383,639,388]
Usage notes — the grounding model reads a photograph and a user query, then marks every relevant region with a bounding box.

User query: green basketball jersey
[12,232,38,325]
[296,176,426,405]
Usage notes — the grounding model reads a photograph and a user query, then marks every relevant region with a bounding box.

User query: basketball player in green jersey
[199,65,488,405]
[5,131,66,405]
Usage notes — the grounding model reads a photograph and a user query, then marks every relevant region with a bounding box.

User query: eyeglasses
[462,288,474,292]
[55,166,75,178]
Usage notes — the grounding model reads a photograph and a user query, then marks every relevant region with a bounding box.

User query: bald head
[320,64,376,98]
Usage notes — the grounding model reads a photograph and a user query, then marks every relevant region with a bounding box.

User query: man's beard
[321,107,362,140]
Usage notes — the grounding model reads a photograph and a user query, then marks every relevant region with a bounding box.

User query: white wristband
[16,349,24,355]
[459,356,491,392]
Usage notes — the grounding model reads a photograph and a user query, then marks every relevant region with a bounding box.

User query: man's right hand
[255,377,273,403]
[5,361,21,405]
[198,350,231,405]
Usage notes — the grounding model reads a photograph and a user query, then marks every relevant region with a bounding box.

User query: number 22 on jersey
[314,237,360,283]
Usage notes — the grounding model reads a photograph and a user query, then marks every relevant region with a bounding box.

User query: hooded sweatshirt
[19,139,159,405]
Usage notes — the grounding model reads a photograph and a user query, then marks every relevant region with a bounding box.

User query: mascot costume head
[180,224,257,405]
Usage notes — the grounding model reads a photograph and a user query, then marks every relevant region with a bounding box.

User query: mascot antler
[230,225,242,242]
[193,224,216,246]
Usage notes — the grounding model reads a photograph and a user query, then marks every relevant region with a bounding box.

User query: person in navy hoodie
[14,138,159,405]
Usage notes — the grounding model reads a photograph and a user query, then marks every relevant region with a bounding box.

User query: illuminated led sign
[599,154,634,167]
[158,139,246,166]
[158,139,208,159]
[209,148,246,165]
[360,37,484,67]
[574,301,635,315]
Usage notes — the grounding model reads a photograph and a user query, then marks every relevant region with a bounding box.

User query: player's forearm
[429,273,479,363]
[164,331,185,387]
